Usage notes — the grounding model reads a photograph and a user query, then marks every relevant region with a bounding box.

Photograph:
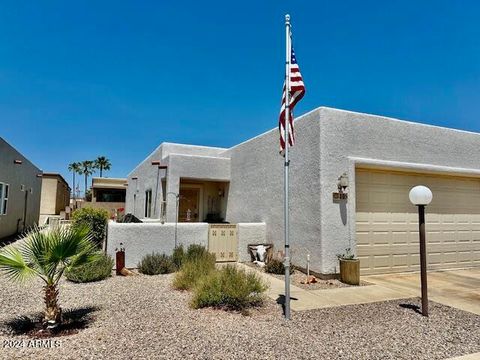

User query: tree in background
[67,162,81,200]
[80,160,94,199]
[94,156,111,177]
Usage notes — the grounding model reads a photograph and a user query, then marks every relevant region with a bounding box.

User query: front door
[179,187,200,222]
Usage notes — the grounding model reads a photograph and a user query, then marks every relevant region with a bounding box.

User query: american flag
[279,46,305,152]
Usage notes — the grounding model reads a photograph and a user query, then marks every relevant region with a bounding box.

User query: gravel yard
[244,262,371,290]
[268,269,371,290]
[1,274,479,360]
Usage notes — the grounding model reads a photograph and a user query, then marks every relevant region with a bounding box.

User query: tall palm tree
[81,160,94,199]
[94,156,111,177]
[0,226,99,327]
[67,162,81,200]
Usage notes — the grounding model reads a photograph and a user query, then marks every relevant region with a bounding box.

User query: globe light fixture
[409,185,433,206]
[409,184,433,317]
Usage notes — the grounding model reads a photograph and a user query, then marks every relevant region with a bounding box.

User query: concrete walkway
[237,263,414,311]
[446,353,480,360]
[238,263,480,315]
[364,268,480,315]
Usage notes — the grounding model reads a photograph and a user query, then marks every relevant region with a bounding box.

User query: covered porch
[175,179,229,223]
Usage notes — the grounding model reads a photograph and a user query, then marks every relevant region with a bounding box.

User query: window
[95,188,126,202]
[145,190,152,218]
[0,183,8,215]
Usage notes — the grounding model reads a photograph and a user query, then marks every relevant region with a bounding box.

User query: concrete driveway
[364,268,480,315]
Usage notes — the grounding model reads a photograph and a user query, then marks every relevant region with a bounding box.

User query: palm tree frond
[44,226,95,264]
[19,226,54,277]
[0,244,36,283]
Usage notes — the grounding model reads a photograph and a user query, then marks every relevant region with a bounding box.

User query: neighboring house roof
[0,136,42,174]
[91,177,127,189]
[41,173,71,191]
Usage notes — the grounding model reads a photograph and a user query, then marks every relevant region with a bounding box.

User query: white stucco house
[123,107,480,276]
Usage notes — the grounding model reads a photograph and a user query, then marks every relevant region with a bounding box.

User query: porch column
[166,175,180,223]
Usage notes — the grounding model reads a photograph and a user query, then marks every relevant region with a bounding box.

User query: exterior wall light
[337,173,349,193]
[14,159,23,164]
[409,185,433,317]
[333,173,349,201]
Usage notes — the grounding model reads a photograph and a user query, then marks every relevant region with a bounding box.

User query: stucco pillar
[166,175,180,222]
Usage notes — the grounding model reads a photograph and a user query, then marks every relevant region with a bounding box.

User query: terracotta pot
[339,259,360,285]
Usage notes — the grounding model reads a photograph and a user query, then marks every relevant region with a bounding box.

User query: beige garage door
[356,168,480,275]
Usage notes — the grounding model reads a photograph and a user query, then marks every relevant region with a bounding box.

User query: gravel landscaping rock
[0,274,479,359]
[244,261,371,290]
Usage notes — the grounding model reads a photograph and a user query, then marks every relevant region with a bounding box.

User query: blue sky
[1,1,479,189]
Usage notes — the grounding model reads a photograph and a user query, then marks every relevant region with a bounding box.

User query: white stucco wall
[317,107,480,274]
[125,143,230,222]
[106,222,209,268]
[237,223,267,262]
[226,109,322,270]
[107,221,265,267]
[123,106,480,276]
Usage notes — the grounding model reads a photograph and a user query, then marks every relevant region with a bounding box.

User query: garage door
[356,168,480,275]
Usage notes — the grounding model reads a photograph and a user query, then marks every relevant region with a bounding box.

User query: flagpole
[284,13,292,320]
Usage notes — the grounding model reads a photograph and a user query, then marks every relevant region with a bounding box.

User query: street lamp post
[409,185,433,317]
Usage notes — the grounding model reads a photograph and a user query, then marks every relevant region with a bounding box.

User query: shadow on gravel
[4,306,99,338]
[276,294,299,315]
[0,233,22,248]
[399,303,422,315]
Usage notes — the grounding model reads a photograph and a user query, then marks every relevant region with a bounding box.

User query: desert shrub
[185,244,209,262]
[71,207,109,248]
[264,258,294,275]
[191,265,267,310]
[65,252,113,283]
[138,253,175,275]
[173,251,216,290]
[172,245,185,270]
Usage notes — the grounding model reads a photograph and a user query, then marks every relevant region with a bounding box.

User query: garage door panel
[356,168,480,275]
[473,251,480,262]
[392,231,409,244]
[428,231,443,243]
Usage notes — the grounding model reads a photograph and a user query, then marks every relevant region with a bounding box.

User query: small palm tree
[0,226,99,327]
[80,160,94,199]
[94,156,111,177]
[68,162,81,200]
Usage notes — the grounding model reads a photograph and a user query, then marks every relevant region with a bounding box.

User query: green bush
[138,253,175,275]
[173,251,216,290]
[264,258,294,275]
[71,207,109,248]
[185,244,209,262]
[65,252,113,283]
[172,245,185,270]
[191,265,267,310]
